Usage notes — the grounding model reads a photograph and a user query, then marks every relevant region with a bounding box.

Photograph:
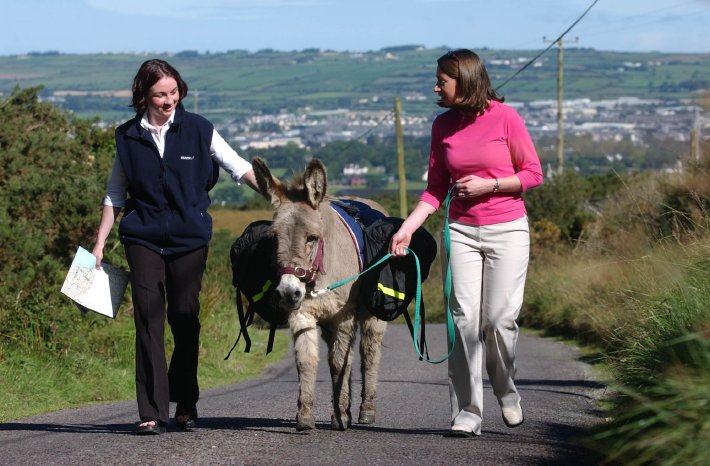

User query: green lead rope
[322,253,392,291]
[326,247,454,364]
[411,185,457,364]
[322,185,458,364]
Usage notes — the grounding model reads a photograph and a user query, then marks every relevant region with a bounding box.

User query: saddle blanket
[329,199,385,271]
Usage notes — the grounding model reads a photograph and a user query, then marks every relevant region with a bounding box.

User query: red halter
[277,239,326,284]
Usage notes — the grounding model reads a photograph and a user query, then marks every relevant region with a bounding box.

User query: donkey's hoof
[330,414,352,431]
[296,414,316,431]
[358,410,376,424]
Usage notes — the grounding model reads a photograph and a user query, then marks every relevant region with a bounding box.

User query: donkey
[252,156,388,431]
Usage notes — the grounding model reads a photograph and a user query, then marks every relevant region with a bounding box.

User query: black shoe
[136,419,166,435]
[447,424,477,438]
[175,404,198,430]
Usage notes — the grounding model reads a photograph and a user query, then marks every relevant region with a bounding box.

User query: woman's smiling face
[146,76,179,126]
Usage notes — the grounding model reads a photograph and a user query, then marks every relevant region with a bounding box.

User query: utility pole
[394,97,407,217]
[544,36,578,175]
[193,89,199,113]
[690,127,699,163]
[690,109,700,163]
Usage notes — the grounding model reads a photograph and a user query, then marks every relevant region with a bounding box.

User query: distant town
[216,96,705,152]
[207,94,707,184]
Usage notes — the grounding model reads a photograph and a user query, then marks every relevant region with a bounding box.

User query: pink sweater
[420,100,543,226]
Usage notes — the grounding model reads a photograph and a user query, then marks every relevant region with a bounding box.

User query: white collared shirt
[140,112,173,157]
[103,111,252,207]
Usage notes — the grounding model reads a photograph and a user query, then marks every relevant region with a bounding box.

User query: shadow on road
[0,422,135,435]
[0,416,451,438]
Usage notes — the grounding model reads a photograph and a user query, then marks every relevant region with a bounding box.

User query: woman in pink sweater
[390,49,543,438]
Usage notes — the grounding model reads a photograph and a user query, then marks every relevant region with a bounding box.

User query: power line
[311,109,395,160]
[574,8,708,42]
[573,0,704,35]
[507,1,706,51]
[495,0,600,91]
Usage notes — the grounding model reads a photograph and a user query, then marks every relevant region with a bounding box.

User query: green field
[1,47,707,122]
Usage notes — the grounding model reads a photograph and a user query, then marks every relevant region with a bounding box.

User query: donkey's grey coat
[253,157,388,431]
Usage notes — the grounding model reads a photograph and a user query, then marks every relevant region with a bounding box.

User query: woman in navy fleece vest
[92,59,259,435]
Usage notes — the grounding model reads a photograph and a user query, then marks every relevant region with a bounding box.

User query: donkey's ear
[303,158,327,209]
[252,157,285,208]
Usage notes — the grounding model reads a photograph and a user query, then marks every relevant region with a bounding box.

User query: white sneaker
[449,423,476,438]
[502,404,524,428]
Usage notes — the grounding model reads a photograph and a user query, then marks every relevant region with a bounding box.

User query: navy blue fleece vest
[115,105,219,255]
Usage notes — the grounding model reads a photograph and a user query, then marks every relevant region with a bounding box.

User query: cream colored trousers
[442,216,530,435]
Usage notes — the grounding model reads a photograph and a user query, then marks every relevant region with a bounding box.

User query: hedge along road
[0,324,604,465]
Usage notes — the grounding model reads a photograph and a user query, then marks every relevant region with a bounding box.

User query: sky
[1,0,709,56]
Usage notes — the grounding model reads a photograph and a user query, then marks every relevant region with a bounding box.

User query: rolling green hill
[1,46,707,122]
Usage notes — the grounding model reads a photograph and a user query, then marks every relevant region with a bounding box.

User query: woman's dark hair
[130,59,188,113]
[437,49,503,116]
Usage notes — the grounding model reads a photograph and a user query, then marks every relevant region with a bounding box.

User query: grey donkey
[252,156,388,431]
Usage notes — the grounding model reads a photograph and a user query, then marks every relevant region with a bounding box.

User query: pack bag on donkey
[360,217,437,320]
[329,199,437,326]
[359,217,437,356]
[227,220,286,355]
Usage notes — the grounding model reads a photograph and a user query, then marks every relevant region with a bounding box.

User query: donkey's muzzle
[274,275,306,311]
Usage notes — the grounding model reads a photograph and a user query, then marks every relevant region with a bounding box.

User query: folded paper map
[60,246,130,318]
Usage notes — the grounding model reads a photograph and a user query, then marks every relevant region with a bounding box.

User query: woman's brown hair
[130,59,188,114]
[437,49,503,116]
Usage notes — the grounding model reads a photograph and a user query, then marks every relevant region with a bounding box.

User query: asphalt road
[0,324,604,465]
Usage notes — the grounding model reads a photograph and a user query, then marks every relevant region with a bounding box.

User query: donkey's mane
[284,174,331,205]
[287,173,304,188]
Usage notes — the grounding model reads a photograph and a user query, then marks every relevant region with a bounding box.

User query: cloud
[87,0,329,19]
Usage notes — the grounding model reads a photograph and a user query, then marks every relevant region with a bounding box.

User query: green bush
[0,86,117,352]
[524,171,624,246]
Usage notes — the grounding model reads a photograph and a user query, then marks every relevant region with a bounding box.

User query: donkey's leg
[358,314,387,424]
[322,316,357,430]
[290,312,319,431]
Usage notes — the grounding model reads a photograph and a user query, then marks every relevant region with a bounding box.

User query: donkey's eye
[306,234,319,243]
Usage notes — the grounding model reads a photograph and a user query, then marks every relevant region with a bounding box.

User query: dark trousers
[124,243,208,424]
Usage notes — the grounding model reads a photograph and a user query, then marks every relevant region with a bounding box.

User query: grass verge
[521,152,709,465]
[0,210,287,423]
